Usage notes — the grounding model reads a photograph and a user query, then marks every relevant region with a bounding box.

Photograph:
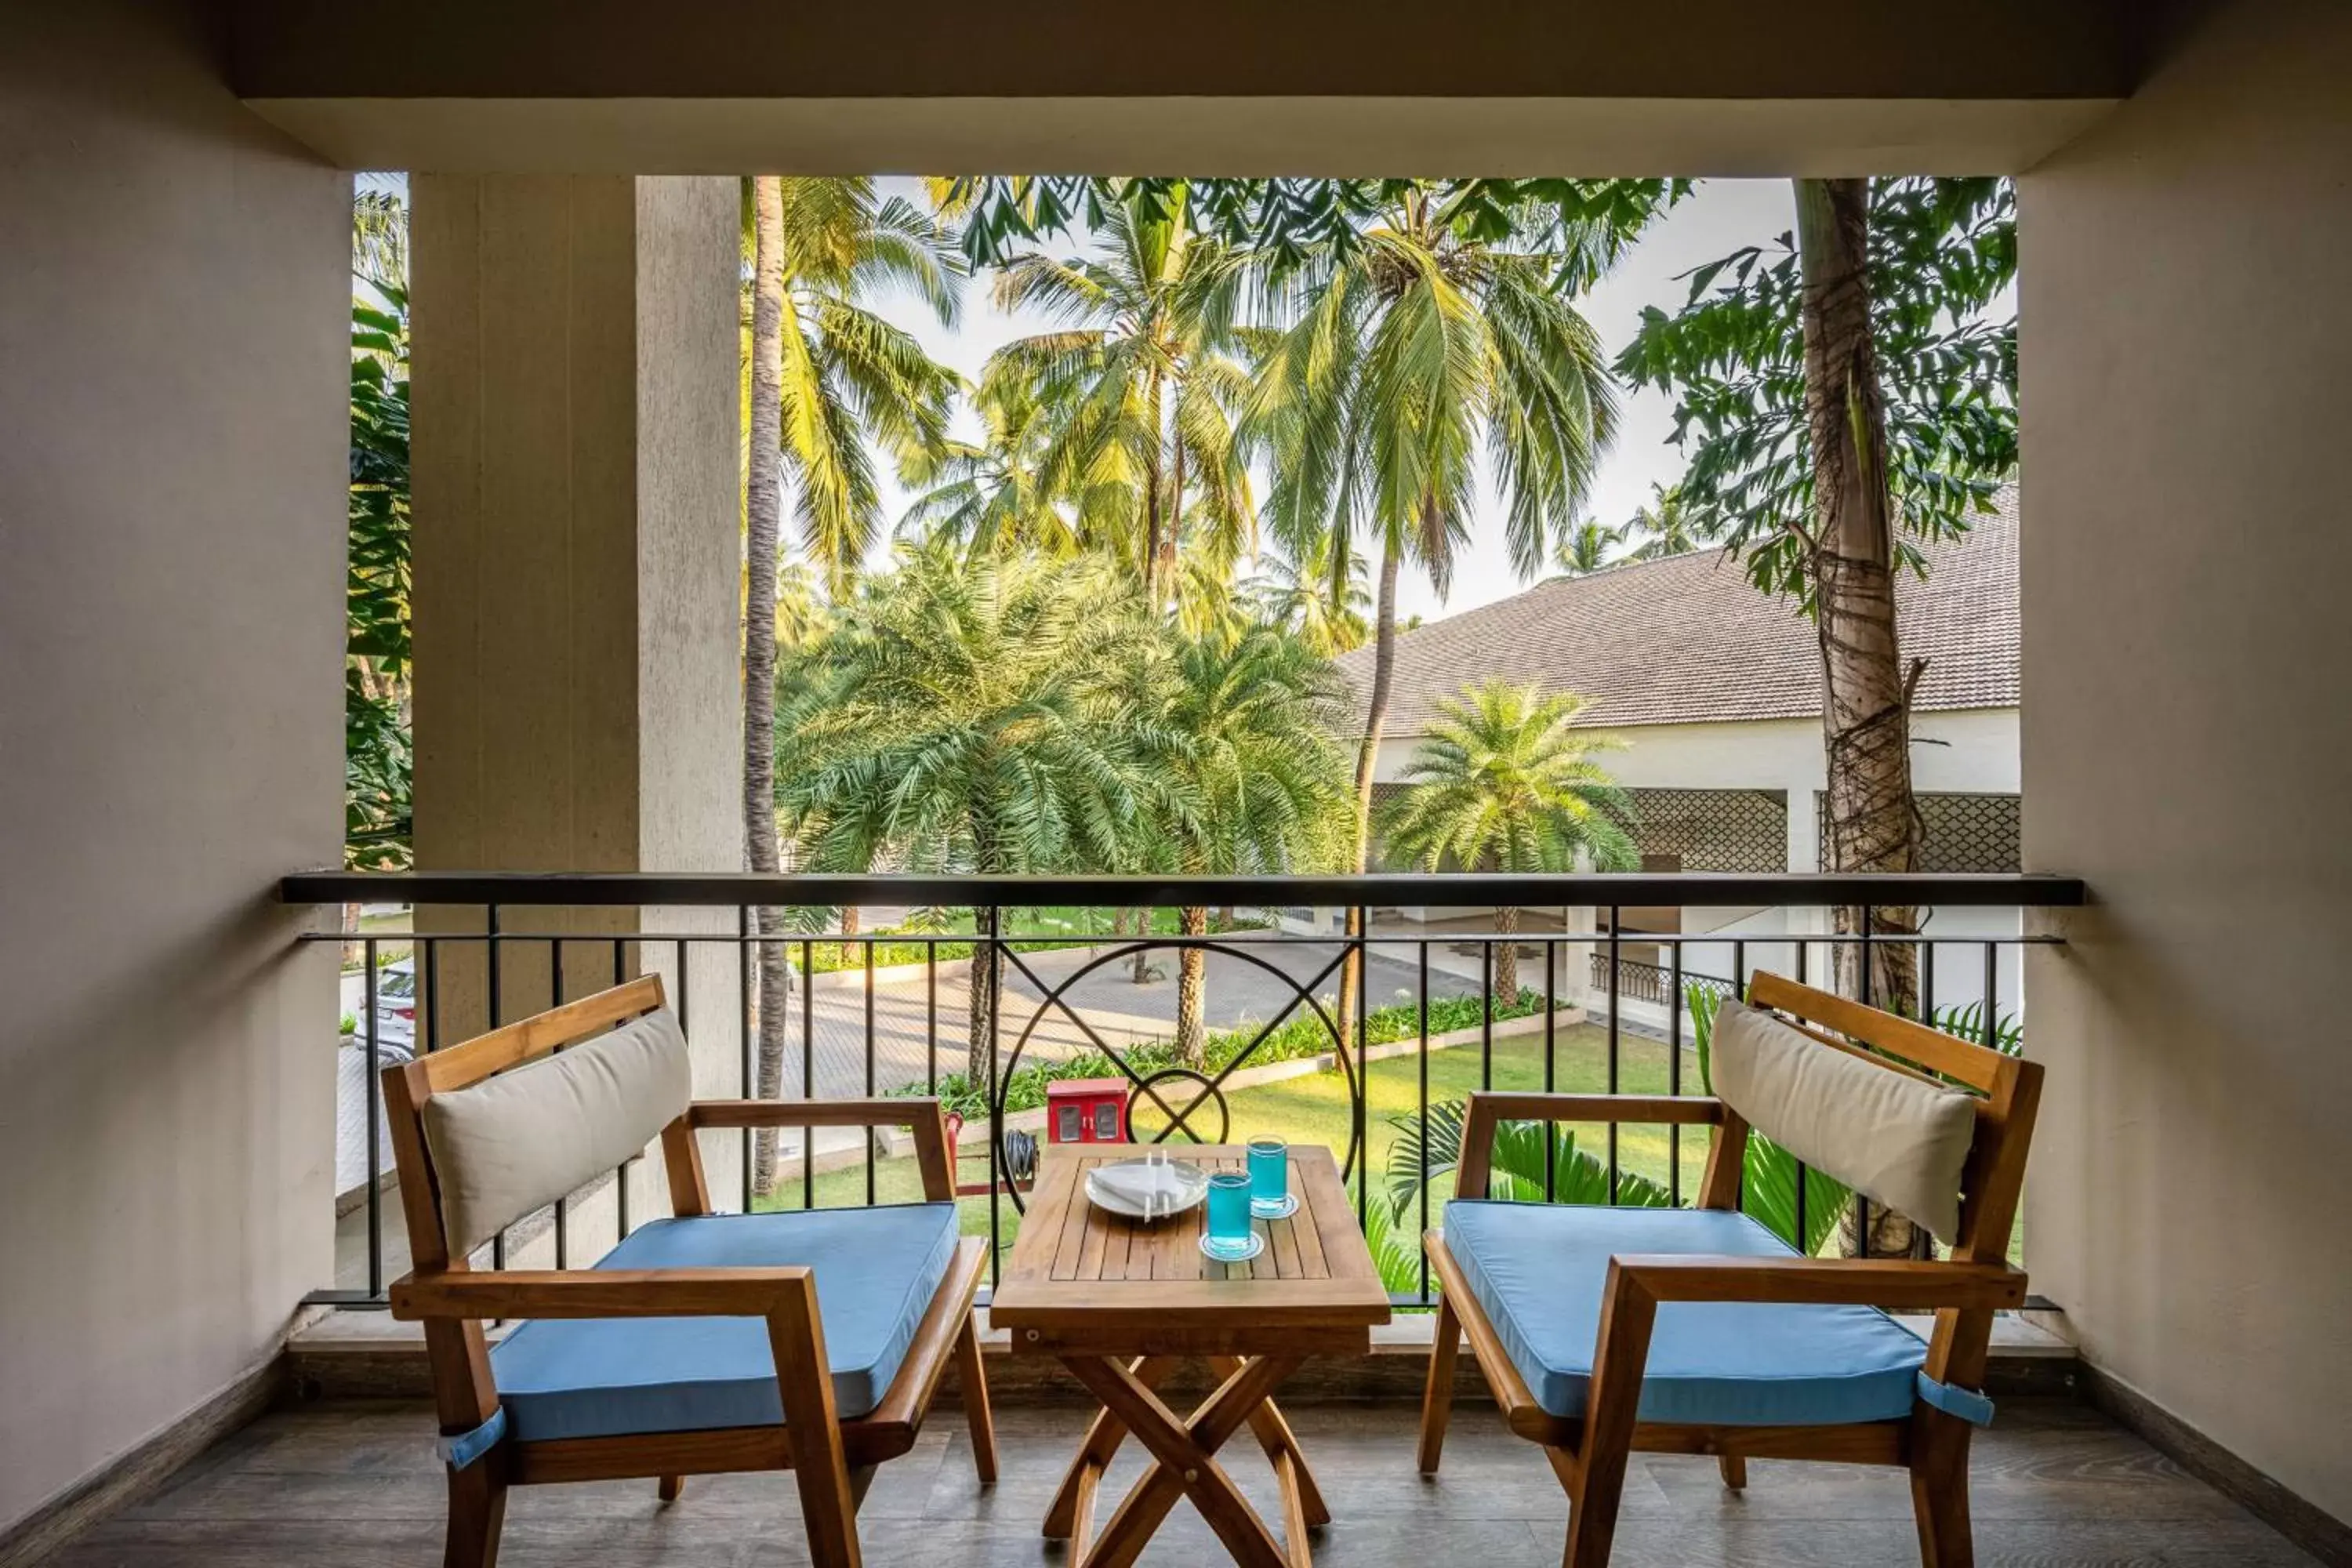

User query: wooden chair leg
[1417,1295,1462,1474]
[1717,1453,1747,1490]
[953,1310,998,1484]
[1908,1414,1975,1568]
[657,1475,684,1503]
[443,1464,506,1568]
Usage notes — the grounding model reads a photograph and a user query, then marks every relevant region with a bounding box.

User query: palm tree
[742,177,961,1193]
[764,177,964,597]
[1247,185,1621,1044]
[1548,518,1624,579]
[1241,534,1370,656]
[1135,628,1352,1062]
[1377,681,1639,1002]
[982,185,1256,611]
[773,547,1164,1083]
[1621,481,1705,561]
[894,374,1077,560]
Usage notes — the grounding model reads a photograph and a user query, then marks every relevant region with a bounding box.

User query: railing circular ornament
[1123,1067,1229,1146]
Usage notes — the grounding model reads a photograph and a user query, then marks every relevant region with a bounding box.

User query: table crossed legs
[1044,1355,1329,1568]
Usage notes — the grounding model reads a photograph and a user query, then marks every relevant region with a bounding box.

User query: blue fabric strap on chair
[435,1406,507,1469]
[1915,1372,1996,1428]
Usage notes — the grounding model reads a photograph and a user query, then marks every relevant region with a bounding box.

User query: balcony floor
[51,1396,2320,1566]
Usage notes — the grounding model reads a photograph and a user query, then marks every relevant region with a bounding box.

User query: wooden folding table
[991,1144,1392,1568]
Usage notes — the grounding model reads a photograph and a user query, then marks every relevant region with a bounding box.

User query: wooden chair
[1417,972,2042,1568]
[383,975,995,1568]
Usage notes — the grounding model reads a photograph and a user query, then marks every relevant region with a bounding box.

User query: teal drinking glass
[1247,1136,1291,1218]
[1203,1170,1255,1259]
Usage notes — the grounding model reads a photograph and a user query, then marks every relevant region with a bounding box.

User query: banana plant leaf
[1385,1098,1673,1215]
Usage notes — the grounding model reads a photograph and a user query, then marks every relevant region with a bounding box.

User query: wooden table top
[990,1145,1392,1350]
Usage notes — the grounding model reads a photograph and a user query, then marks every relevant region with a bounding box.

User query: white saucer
[1199,1232,1265,1263]
[1085,1157,1208,1221]
[1250,1192,1300,1221]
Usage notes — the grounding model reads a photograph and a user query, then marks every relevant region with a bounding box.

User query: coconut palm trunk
[744,176,794,1198]
[1795,177,1929,1258]
[1176,906,1210,1064]
[1336,535,1403,1054]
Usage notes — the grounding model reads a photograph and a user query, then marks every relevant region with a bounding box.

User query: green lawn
[754,1023,1711,1262]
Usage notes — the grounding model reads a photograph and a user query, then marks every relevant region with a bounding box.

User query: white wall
[2021,0,2352,1526]
[1377,707,2020,875]
[0,0,347,1530]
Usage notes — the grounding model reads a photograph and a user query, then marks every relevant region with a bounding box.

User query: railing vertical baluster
[983,906,1002,1289]
[1352,905,1370,1230]
[1853,906,1872,1257]
[1417,940,1431,1304]
[613,931,633,1241]
[865,939,877,1207]
[1543,934,1558,1203]
[488,905,504,1270]
[1790,935,1811,1254]
[1924,940,1937,1022]
[803,938,815,1212]
[926,940,938,1096]
[552,936,568,1269]
[363,936,383,1298]
[1668,938,1682,1207]
[1480,937,1494,1090]
[1730,938,1745,1217]
[423,935,441,1055]
[1795,930,1808,986]
[1606,906,1621,1205]
[737,906,753,1216]
[1983,940,2000,1047]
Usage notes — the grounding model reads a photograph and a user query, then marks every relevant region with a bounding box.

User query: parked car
[371,956,418,1047]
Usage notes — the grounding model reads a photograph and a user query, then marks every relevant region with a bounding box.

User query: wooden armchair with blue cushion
[381,975,995,1568]
[1417,972,2041,1568]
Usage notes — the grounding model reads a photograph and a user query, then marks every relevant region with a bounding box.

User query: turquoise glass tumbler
[1247,1137,1290,1217]
[1204,1171,1254,1258]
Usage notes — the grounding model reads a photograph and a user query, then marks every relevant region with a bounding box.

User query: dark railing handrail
[281,869,2085,909]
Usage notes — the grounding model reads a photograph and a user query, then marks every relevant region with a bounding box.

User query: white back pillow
[423,1006,692,1256]
[1711,997,1977,1247]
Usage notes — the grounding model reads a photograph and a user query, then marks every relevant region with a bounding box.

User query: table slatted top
[991,1145,1391,1335]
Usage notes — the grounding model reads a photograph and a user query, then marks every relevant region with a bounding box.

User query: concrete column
[409,175,746,1237]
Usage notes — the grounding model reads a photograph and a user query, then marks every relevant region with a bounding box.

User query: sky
[859,177,1806,623]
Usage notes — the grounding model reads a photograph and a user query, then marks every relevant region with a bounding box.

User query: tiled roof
[1338,486,2019,735]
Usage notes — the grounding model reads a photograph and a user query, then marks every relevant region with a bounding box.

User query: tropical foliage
[346,190,412,869]
[1613,177,2016,601]
[973,187,1257,612]
[1620,481,1708,561]
[1377,681,1639,998]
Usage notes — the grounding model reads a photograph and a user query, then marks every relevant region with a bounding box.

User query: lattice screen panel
[1813,792,2022,873]
[1622,788,1789,873]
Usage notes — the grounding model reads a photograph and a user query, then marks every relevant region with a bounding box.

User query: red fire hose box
[1046,1077,1130,1143]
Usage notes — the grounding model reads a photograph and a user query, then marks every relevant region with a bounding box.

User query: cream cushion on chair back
[423,1007,693,1256]
[1711,997,1977,1246]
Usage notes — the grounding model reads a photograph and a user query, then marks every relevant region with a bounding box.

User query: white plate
[1085,1156,1209,1222]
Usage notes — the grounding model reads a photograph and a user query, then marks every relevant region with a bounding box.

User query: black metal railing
[1588,950,1741,1008]
[287,871,2082,1308]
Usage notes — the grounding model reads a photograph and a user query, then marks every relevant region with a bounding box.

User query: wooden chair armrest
[1607,1254,2027,1311]
[390,1265,814,1322]
[1572,1255,2027,1459]
[1453,1092,1723,1198]
[680,1097,957,1200]
[1466,1092,1726,1127]
[688,1096,943,1130]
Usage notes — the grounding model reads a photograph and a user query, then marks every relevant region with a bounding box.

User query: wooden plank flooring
[43,1398,2319,1567]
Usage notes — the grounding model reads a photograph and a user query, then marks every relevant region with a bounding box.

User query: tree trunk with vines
[1176,906,1209,1064]
[744,176,792,1199]
[1795,176,1929,1258]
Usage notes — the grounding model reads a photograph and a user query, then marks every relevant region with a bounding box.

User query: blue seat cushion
[1443,1201,1927,1427]
[491,1203,961,1442]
